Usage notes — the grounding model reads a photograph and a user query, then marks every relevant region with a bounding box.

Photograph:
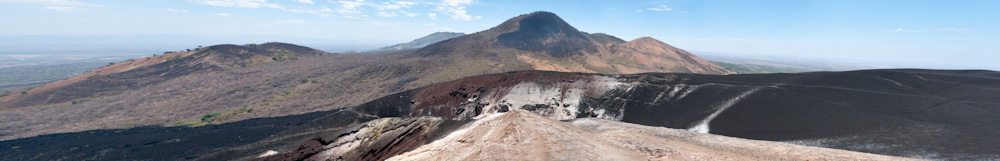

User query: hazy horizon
[2,0,998,70]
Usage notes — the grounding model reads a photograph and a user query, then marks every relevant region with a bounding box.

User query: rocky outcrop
[250,117,445,161]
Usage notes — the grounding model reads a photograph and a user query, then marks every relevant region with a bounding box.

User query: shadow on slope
[0,109,336,161]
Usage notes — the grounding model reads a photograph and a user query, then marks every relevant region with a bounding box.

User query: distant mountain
[0,42,325,109]
[416,11,731,74]
[378,32,465,51]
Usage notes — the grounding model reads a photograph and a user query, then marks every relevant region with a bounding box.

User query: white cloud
[43,6,79,12]
[194,0,335,16]
[165,9,190,12]
[428,13,437,19]
[647,5,671,11]
[665,37,765,42]
[890,28,923,32]
[935,28,969,32]
[400,11,419,17]
[434,0,476,21]
[443,0,471,6]
[377,1,416,10]
[291,0,313,4]
[215,12,231,16]
[0,0,94,6]
[196,0,279,9]
[277,19,307,24]
[635,10,643,12]
[377,11,397,17]
[335,0,366,18]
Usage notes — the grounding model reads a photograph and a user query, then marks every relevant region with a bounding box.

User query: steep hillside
[235,69,998,160]
[415,11,730,75]
[0,42,324,109]
[379,32,465,51]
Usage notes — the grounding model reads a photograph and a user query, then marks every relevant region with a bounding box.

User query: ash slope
[3,69,997,160]
[228,69,999,160]
[389,110,917,161]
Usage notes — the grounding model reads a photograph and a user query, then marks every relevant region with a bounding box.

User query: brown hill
[0,42,324,109]
[415,11,730,75]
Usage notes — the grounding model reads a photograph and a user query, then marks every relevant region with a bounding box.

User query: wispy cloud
[370,1,417,18]
[928,37,969,40]
[335,0,366,18]
[328,0,469,20]
[934,28,969,32]
[400,10,419,17]
[435,0,478,21]
[165,8,190,12]
[890,28,923,32]
[43,6,80,12]
[665,37,766,42]
[376,11,397,17]
[0,0,94,6]
[376,1,415,10]
[195,0,279,8]
[215,12,231,16]
[276,19,307,24]
[291,0,313,4]
[890,27,971,33]
[194,0,334,16]
[647,5,671,11]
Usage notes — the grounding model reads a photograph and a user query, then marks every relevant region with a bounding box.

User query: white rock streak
[479,76,627,120]
[688,87,762,133]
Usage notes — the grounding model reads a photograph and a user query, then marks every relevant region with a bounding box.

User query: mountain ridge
[0,11,731,142]
[379,32,466,51]
[0,42,325,109]
[414,11,730,75]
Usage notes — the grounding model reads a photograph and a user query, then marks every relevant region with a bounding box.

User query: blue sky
[2,0,999,70]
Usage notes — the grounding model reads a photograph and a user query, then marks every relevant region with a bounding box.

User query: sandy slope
[388,110,920,161]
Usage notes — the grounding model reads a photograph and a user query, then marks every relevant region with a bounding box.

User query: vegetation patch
[711,61,815,74]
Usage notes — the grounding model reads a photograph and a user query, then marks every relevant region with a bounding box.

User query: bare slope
[389,110,916,161]
[3,69,997,160]
[0,42,325,109]
[415,11,730,74]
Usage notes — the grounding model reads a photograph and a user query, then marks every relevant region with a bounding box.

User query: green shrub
[300,78,310,83]
[201,112,222,122]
